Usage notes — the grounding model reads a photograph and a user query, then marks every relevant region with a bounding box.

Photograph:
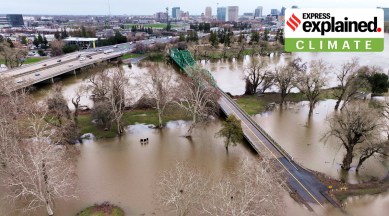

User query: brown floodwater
[3,36,389,215]
[202,34,389,96]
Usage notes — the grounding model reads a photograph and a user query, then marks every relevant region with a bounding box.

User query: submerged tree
[295,59,330,117]
[138,63,177,128]
[87,65,130,135]
[175,65,220,136]
[156,158,285,216]
[244,57,273,95]
[215,115,244,152]
[323,103,383,171]
[273,60,298,107]
[333,58,370,110]
[0,89,77,216]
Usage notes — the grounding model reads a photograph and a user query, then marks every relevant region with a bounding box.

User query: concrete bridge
[169,48,340,212]
[1,50,123,91]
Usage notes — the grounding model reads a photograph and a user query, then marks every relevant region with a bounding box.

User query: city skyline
[0,0,387,16]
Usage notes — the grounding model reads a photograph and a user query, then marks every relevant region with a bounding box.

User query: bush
[62,44,79,54]
[77,202,124,216]
[367,73,389,94]
[92,102,113,129]
[147,52,165,62]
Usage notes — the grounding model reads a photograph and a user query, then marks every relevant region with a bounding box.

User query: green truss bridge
[168,48,339,213]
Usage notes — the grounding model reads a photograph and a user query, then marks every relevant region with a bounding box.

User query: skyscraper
[378,7,389,21]
[228,6,239,22]
[9,14,24,27]
[205,7,212,18]
[217,7,227,21]
[172,7,180,19]
[271,9,279,16]
[254,6,263,18]
[280,7,286,16]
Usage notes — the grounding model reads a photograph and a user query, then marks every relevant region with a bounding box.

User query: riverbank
[234,89,337,115]
[314,171,389,206]
[77,202,124,216]
[78,106,190,139]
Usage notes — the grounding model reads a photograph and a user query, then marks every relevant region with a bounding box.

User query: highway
[0,36,178,91]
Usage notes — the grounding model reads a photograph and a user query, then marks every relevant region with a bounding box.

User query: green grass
[235,90,337,115]
[235,95,269,115]
[77,203,124,216]
[124,23,182,29]
[122,53,143,59]
[0,57,46,65]
[78,107,190,139]
[334,187,387,203]
[147,52,165,62]
[24,57,46,64]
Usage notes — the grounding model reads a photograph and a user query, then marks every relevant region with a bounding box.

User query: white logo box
[285,8,384,38]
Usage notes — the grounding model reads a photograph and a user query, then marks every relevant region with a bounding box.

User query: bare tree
[0,91,77,216]
[87,66,130,135]
[356,140,388,172]
[323,103,382,171]
[156,162,207,216]
[156,158,285,216]
[49,40,64,57]
[273,62,297,107]
[0,41,28,68]
[108,67,129,135]
[46,83,71,126]
[295,59,330,117]
[244,57,273,95]
[138,63,177,128]
[175,65,220,136]
[333,58,370,110]
[202,158,285,216]
[71,85,86,127]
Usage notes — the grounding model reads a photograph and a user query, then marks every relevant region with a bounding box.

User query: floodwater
[203,34,389,96]
[253,100,389,183]
[52,121,257,215]
[4,35,389,215]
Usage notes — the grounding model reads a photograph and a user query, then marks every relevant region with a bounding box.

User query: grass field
[78,107,190,139]
[24,57,46,64]
[0,57,46,66]
[235,90,337,115]
[124,23,182,29]
[122,53,143,59]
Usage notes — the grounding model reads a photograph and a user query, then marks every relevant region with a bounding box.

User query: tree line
[243,56,389,172]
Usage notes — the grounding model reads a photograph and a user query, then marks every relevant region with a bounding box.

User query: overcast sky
[0,0,387,16]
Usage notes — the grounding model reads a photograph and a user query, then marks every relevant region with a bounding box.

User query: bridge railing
[218,88,295,163]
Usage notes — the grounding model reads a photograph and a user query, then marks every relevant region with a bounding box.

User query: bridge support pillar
[73,70,76,75]
[51,77,54,84]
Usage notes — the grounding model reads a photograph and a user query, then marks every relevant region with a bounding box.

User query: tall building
[228,6,239,22]
[217,7,227,21]
[172,7,180,19]
[382,8,389,21]
[0,14,24,27]
[205,7,212,18]
[271,9,279,16]
[254,6,263,18]
[155,12,168,22]
[280,7,286,16]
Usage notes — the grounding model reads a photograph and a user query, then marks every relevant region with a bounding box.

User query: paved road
[1,36,178,91]
[218,92,337,212]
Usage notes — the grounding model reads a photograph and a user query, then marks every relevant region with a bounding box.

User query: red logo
[286,13,301,31]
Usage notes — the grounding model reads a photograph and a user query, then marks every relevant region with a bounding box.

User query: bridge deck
[168,48,339,212]
[219,91,339,211]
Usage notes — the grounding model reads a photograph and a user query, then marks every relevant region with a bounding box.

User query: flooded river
[203,34,389,96]
[3,36,389,215]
